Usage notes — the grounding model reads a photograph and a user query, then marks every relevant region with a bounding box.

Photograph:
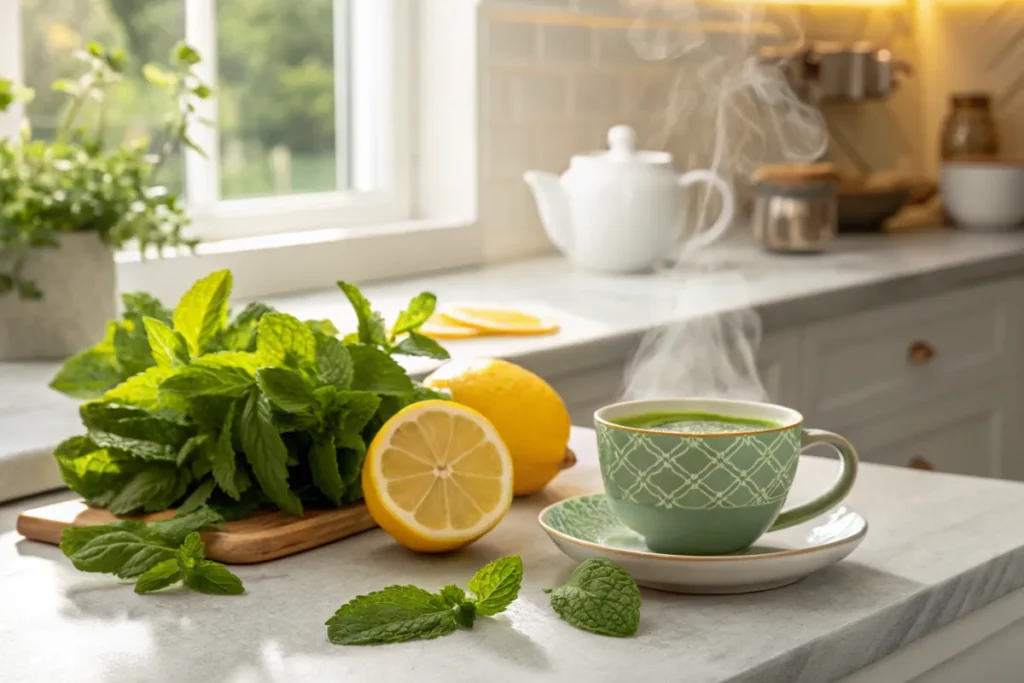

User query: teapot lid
[572,125,672,167]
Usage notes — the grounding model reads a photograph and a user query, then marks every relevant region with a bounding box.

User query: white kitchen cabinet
[799,278,1017,427]
[758,330,802,409]
[826,382,1011,478]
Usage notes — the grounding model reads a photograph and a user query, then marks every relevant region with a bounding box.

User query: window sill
[117,218,482,302]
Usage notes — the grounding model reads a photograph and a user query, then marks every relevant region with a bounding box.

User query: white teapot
[524,125,735,273]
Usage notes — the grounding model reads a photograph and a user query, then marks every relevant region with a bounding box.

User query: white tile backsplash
[485,19,538,65]
[515,71,571,121]
[478,1,670,262]
[539,23,595,65]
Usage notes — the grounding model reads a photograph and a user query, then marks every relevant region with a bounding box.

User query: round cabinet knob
[908,456,935,471]
[908,341,935,365]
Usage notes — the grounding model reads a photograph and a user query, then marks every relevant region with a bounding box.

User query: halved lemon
[362,400,514,552]
[442,305,560,336]
[419,312,482,340]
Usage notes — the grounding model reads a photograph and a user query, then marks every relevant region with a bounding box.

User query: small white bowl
[941,159,1024,231]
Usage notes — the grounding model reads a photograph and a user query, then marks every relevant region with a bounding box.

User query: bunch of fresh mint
[326,556,641,645]
[49,270,449,517]
[60,507,244,595]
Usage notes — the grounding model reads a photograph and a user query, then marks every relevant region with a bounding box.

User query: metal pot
[751,164,839,253]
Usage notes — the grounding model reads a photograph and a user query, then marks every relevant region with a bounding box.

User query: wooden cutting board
[16,499,377,564]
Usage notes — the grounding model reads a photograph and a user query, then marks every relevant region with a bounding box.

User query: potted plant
[0,41,209,360]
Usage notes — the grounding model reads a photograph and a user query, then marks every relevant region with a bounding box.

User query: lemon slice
[442,305,560,336]
[419,313,482,340]
[362,400,514,552]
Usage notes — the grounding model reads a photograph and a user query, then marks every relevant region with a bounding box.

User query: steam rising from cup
[620,0,828,403]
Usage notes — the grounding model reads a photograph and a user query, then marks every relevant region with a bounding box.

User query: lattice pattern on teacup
[598,428,800,510]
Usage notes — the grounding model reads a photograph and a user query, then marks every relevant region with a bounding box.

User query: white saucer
[538,493,868,594]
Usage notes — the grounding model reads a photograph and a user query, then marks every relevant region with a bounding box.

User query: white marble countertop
[4,427,1024,683]
[5,229,1024,503]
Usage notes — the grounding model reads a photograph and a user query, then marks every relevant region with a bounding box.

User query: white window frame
[0,0,481,303]
[183,0,412,242]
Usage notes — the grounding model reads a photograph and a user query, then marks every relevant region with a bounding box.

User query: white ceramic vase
[0,231,117,360]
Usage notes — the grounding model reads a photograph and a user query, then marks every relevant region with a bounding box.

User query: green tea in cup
[595,398,858,556]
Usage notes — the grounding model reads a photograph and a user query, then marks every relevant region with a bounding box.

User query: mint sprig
[545,558,641,637]
[59,507,244,596]
[326,555,523,645]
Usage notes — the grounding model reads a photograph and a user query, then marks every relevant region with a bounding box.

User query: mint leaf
[66,531,176,579]
[123,292,173,326]
[546,559,641,638]
[392,332,450,360]
[440,584,467,606]
[468,556,523,616]
[392,293,437,335]
[177,478,216,515]
[305,319,340,337]
[50,347,122,399]
[331,390,382,434]
[309,435,344,505]
[160,361,255,399]
[60,520,149,556]
[177,434,207,467]
[240,390,303,516]
[326,585,460,645]
[53,436,140,503]
[184,560,245,595]
[177,531,205,568]
[257,313,316,370]
[348,345,414,395]
[337,281,388,347]
[223,302,275,351]
[100,366,182,413]
[113,322,155,377]
[143,316,189,368]
[105,465,191,515]
[134,559,182,594]
[80,403,190,461]
[152,506,225,545]
[210,401,246,500]
[453,602,476,629]
[256,367,316,414]
[315,335,353,389]
[173,269,233,356]
[174,533,245,595]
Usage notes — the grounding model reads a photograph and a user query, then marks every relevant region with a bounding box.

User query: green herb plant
[0,41,211,299]
[326,556,524,645]
[49,270,449,518]
[545,558,641,637]
[59,506,244,595]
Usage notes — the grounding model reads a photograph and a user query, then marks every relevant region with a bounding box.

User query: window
[1,0,410,243]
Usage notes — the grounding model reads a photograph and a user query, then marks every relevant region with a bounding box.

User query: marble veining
[5,427,1024,682]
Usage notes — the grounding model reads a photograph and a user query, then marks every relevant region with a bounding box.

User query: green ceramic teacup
[594,398,858,556]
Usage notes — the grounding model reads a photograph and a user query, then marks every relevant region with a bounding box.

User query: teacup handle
[677,170,735,250]
[769,429,859,532]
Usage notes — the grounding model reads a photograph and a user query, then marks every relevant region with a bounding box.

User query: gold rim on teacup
[594,397,804,437]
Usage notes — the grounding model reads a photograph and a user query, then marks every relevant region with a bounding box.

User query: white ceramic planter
[0,232,117,360]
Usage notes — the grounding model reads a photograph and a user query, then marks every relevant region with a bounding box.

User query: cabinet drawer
[801,281,1014,423]
[827,384,1007,479]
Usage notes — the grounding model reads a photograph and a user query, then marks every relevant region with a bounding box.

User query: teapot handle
[677,170,735,250]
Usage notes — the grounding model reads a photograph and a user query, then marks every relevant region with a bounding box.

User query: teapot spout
[524,171,573,255]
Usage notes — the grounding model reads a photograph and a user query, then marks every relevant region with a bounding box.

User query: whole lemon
[424,358,572,495]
